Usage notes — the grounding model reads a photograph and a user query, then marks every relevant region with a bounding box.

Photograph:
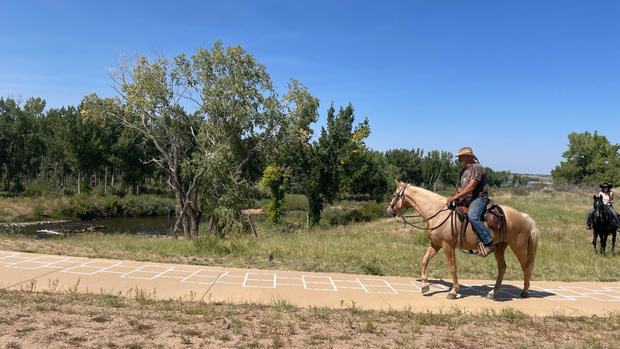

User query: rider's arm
[610,191,615,204]
[446,179,479,202]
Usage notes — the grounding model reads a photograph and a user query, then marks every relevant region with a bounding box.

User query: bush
[359,201,386,221]
[324,201,387,226]
[58,194,175,219]
[24,180,56,198]
[32,204,45,219]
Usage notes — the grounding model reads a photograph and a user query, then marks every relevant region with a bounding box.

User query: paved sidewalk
[1,250,618,316]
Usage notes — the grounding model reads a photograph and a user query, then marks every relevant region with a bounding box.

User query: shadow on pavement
[422,279,556,301]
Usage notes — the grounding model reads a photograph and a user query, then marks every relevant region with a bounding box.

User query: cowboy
[586,182,620,230]
[445,147,496,256]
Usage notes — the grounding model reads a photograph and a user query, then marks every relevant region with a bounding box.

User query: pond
[0,216,177,238]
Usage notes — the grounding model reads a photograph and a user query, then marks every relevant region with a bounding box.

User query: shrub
[359,201,386,221]
[260,165,290,223]
[24,180,55,198]
[32,204,45,219]
[58,194,174,219]
[325,201,386,226]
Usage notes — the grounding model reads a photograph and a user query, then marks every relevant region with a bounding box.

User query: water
[0,216,176,237]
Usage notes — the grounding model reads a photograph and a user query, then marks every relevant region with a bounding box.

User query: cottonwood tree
[276,101,371,226]
[0,97,44,192]
[552,131,620,185]
[84,41,310,237]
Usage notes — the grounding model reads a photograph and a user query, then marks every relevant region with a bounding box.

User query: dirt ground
[0,289,618,349]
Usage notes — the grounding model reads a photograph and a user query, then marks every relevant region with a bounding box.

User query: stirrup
[475,242,496,257]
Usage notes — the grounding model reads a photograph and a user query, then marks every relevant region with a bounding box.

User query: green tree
[346,149,389,201]
[38,106,74,193]
[383,148,424,185]
[552,131,620,185]
[420,150,457,190]
[0,97,43,192]
[303,103,370,224]
[486,167,510,187]
[271,81,321,226]
[85,42,302,237]
[259,165,290,223]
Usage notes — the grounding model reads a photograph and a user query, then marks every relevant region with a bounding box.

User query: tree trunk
[172,192,185,238]
[189,212,200,237]
[77,172,81,195]
[208,214,218,236]
[3,164,10,192]
[104,167,108,195]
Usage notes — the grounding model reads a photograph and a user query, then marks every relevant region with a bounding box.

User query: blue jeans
[468,197,493,246]
[587,205,620,226]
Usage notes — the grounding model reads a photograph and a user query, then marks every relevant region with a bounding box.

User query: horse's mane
[403,183,447,202]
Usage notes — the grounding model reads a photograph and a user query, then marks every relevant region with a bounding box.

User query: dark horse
[591,195,617,254]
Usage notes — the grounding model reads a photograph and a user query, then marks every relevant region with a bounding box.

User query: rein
[391,184,454,231]
[392,185,479,255]
[397,207,454,231]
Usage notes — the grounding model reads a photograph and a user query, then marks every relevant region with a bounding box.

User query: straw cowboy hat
[454,146,478,161]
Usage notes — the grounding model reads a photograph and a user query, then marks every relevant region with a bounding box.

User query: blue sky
[1,0,619,174]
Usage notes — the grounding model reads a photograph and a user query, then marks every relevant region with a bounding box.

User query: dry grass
[0,197,64,222]
[0,288,617,348]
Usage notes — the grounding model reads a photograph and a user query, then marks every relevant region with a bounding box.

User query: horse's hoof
[421,285,430,294]
[486,291,496,299]
[446,293,457,300]
[520,291,530,298]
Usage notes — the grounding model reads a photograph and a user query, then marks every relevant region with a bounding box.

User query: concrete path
[1,250,618,316]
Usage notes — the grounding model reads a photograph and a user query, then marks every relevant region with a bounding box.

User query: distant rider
[445,147,496,256]
[586,182,620,230]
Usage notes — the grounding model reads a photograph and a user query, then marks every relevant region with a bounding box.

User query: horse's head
[593,194,605,211]
[386,181,408,217]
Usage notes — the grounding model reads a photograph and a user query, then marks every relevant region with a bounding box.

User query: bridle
[390,184,454,231]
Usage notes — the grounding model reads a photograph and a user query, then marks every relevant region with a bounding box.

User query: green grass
[0,186,618,282]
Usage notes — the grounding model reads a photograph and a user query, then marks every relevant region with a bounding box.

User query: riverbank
[0,194,175,222]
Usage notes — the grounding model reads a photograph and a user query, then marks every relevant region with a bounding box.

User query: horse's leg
[420,244,440,294]
[511,246,532,298]
[487,243,508,299]
[592,232,598,253]
[601,233,607,254]
[442,242,459,299]
[612,230,616,253]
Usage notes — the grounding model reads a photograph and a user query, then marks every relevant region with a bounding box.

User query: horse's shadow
[421,279,555,301]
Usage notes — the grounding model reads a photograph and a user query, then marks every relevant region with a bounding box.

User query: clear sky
[1,0,619,174]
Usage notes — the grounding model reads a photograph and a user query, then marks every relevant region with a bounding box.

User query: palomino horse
[386,182,540,299]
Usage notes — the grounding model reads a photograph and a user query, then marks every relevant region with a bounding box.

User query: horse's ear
[593,195,597,200]
[395,180,400,186]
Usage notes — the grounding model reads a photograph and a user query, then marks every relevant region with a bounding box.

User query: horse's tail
[522,213,540,276]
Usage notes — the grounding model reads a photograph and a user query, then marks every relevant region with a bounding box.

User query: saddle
[455,199,507,250]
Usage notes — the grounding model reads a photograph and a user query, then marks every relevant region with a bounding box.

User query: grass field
[0,186,617,282]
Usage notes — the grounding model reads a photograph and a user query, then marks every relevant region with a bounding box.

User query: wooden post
[247,214,258,238]
[241,209,265,239]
